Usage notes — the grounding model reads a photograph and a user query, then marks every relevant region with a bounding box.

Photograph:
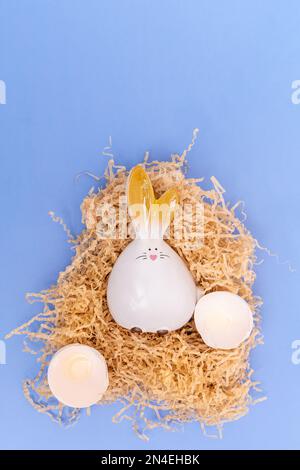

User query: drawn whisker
[136,255,147,260]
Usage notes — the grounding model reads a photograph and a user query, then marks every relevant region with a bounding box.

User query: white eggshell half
[47,344,109,408]
[194,291,254,350]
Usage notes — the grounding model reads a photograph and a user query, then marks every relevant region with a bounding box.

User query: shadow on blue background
[0,0,299,450]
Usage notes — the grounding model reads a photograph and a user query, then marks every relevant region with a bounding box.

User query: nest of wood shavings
[8,148,265,439]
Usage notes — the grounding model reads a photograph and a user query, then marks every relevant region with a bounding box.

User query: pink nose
[150,255,157,261]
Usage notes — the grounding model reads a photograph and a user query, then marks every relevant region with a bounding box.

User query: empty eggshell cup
[47,343,109,408]
[194,291,254,350]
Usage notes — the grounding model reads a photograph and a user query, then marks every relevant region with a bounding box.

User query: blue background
[0,0,299,450]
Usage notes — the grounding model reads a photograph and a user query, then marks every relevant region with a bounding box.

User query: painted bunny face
[107,165,197,333]
[135,242,170,263]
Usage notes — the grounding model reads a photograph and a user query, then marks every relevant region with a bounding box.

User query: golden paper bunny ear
[127,165,154,238]
[127,165,179,239]
[156,188,179,212]
[154,188,179,237]
[128,165,155,211]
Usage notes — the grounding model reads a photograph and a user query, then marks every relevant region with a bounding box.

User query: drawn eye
[148,248,151,251]
[155,248,158,251]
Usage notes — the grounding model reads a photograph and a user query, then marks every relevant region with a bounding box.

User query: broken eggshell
[47,344,109,408]
[194,291,254,350]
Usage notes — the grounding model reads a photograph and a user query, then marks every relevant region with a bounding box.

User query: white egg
[194,291,254,349]
[47,344,109,408]
[107,238,197,333]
